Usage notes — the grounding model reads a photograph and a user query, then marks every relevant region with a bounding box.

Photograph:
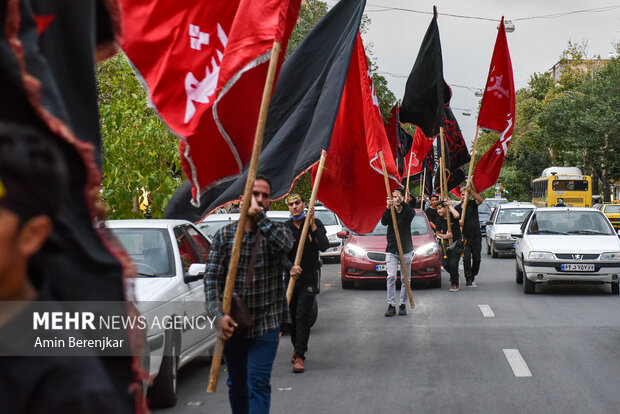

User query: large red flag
[119,0,300,203]
[472,17,515,193]
[316,33,400,234]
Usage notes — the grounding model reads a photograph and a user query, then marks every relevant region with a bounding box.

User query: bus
[531,167,592,207]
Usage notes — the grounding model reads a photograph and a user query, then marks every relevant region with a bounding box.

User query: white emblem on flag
[486,65,509,99]
[367,69,379,107]
[184,24,228,124]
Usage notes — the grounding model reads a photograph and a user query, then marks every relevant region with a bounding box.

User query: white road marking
[503,349,533,377]
[478,304,495,318]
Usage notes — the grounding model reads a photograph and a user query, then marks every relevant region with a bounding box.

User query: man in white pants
[381,188,415,316]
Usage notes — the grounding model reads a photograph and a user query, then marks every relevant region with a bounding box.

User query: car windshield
[314,209,339,226]
[358,215,430,236]
[527,211,614,235]
[197,220,234,238]
[111,228,175,277]
[479,199,508,214]
[605,205,620,213]
[496,208,534,224]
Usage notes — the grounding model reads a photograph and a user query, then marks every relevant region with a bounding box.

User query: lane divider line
[503,349,533,377]
[478,304,495,318]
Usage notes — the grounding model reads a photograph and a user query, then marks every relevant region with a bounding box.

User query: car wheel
[523,269,535,294]
[310,297,318,327]
[341,278,354,289]
[515,259,523,284]
[491,242,498,258]
[148,331,179,407]
[486,238,491,254]
[612,283,619,295]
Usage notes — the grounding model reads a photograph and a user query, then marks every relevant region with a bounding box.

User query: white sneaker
[469,282,477,288]
[449,285,459,292]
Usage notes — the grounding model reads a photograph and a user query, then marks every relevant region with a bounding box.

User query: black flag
[165,0,366,220]
[1,1,138,408]
[400,6,449,138]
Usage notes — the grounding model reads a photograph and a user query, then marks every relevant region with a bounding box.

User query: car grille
[555,253,599,260]
[366,252,386,262]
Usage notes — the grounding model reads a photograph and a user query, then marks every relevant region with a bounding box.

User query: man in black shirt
[381,188,415,316]
[456,186,484,287]
[425,193,440,231]
[434,201,463,292]
[285,194,329,373]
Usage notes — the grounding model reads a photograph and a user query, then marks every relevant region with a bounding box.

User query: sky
[326,0,620,146]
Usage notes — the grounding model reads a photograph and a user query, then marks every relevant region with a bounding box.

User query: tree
[97,53,183,219]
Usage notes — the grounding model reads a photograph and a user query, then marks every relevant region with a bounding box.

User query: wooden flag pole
[405,151,414,198]
[439,128,452,245]
[460,125,480,230]
[286,151,327,304]
[379,151,415,308]
[421,162,427,199]
[207,42,282,394]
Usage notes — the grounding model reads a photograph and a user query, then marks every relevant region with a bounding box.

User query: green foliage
[97,53,183,219]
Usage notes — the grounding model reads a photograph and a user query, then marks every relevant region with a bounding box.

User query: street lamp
[501,20,515,33]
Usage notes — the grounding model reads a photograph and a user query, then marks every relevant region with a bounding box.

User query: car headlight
[415,242,438,257]
[528,251,555,260]
[600,252,620,261]
[343,244,366,258]
[494,233,511,240]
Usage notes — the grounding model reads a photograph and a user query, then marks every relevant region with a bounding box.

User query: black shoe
[384,305,396,317]
[466,279,472,286]
[398,304,407,315]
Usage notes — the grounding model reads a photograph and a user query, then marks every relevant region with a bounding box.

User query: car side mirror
[337,231,348,239]
[184,263,206,283]
[511,232,523,239]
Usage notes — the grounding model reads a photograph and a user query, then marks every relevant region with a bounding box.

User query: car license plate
[376,264,400,272]
[561,263,595,271]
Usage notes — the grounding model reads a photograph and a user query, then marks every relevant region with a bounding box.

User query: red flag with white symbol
[119,0,300,204]
[316,33,400,234]
[406,126,434,178]
[472,17,515,193]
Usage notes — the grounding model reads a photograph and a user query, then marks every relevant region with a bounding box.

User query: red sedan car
[339,210,441,289]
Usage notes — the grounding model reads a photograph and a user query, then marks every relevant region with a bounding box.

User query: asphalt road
[155,250,620,414]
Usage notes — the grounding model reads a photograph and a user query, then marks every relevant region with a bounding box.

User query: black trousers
[289,283,316,359]
[441,240,463,286]
[463,236,482,281]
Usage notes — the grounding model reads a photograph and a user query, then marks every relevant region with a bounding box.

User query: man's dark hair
[0,122,68,222]
[255,173,272,193]
[394,188,406,197]
[429,193,439,200]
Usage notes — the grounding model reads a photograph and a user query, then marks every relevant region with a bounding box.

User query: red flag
[451,186,462,198]
[316,33,400,234]
[119,0,300,203]
[472,17,515,193]
[405,126,434,177]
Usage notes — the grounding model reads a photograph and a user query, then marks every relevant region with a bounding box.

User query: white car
[485,202,535,257]
[514,208,620,294]
[107,219,216,407]
[314,205,344,260]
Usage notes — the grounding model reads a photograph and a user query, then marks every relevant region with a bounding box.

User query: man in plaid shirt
[205,175,293,414]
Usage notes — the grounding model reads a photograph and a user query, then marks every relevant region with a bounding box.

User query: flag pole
[460,125,480,230]
[379,151,415,308]
[286,151,328,303]
[439,127,452,245]
[207,42,282,394]
[405,151,414,199]
[420,162,426,198]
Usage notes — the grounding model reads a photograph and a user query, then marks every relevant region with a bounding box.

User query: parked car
[485,202,535,257]
[478,197,509,236]
[107,219,216,407]
[596,202,620,230]
[513,207,620,294]
[339,211,441,289]
[314,205,344,260]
